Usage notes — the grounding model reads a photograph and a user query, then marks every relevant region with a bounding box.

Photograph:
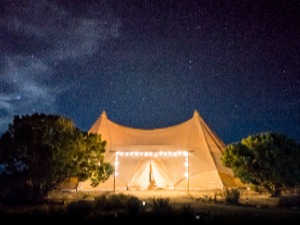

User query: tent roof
[89,110,226,152]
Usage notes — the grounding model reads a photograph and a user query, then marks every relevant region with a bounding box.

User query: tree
[221,132,300,196]
[0,113,113,203]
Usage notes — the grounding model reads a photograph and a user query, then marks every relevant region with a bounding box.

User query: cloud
[0,56,58,130]
[0,0,121,134]
[3,0,121,60]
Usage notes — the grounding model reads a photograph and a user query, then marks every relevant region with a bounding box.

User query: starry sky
[0,0,299,144]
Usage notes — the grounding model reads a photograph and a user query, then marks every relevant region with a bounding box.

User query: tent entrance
[114,151,189,191]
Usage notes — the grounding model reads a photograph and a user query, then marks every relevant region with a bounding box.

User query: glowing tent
[78,110,244,191]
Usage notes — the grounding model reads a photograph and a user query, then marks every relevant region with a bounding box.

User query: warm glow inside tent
[78,110,244,191]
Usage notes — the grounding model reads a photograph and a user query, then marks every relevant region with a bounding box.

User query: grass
[1,189,300,224]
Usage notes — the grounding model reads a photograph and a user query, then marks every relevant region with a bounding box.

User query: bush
[94,193,143,216]
[279,195,300,208]
[66,200,93,218]
[126,196,143,216]
[0,173,36,204]
[224,188,240,205]
[151,198,173,216]
[94,193,126,210]
[249,184,266,194]
[93,192,109,209]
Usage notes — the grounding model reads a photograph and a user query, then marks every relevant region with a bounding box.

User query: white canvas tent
[78,110,244,191]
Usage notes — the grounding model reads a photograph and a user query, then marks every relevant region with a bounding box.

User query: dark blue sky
[0,0,299,144]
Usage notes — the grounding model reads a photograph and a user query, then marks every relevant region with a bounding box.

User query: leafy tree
[0,113,113,203]
[221,132,300,196]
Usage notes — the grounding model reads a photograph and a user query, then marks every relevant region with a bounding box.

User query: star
[0,0,299,144]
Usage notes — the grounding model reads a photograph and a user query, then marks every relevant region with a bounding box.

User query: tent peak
[101,111,107,118]
[193,110,199,117]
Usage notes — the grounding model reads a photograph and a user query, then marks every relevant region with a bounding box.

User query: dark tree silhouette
[0,113,113,203]
[221,132,300,196]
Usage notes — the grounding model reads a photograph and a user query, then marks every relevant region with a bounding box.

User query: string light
[115,151,189,157]
[114,151,189,178]
[185,154,189,179]
[115,153,119,177]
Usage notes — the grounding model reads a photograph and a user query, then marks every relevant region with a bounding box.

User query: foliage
[94,193,143,216]
[94,193,130,210]
[224,188,240,205]
[221,132,300,195]
[66,199,94,218]
[279,195,300,208]
[151,197,173,216]
[0,113,113,203]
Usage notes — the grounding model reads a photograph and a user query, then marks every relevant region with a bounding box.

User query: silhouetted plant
[0,172,35,204]
[66,200,93,218]
[126,195,143,216]
[221,132,300,196]
[279,195,300,208]
[94,193,143,216]
[224,188,240,204]
[0,114,113,203]
[93,192,109,210]
[107,193,128,209]
[151,197,173,216]
[181,203,192,214]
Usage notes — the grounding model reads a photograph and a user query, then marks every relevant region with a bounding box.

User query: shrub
[66,200,93,218]
[181,204,192,214]
[93,192,109,210]
[94,193,127,210]
[94,193,143,216]
[126,196,143,216]
[224,188,240,205]
[151,197,173,216]
[279,196,300,208]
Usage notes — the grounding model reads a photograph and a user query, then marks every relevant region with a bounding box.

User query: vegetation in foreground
[1,191,300,224]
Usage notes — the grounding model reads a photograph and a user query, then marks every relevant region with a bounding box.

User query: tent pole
[187,152,190,194]
[113,171,116,192]
[113,153,116,192]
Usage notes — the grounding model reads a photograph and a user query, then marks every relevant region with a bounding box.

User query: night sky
[0,0,299,144]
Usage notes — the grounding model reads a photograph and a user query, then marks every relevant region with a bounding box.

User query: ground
[1,189,300,224]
